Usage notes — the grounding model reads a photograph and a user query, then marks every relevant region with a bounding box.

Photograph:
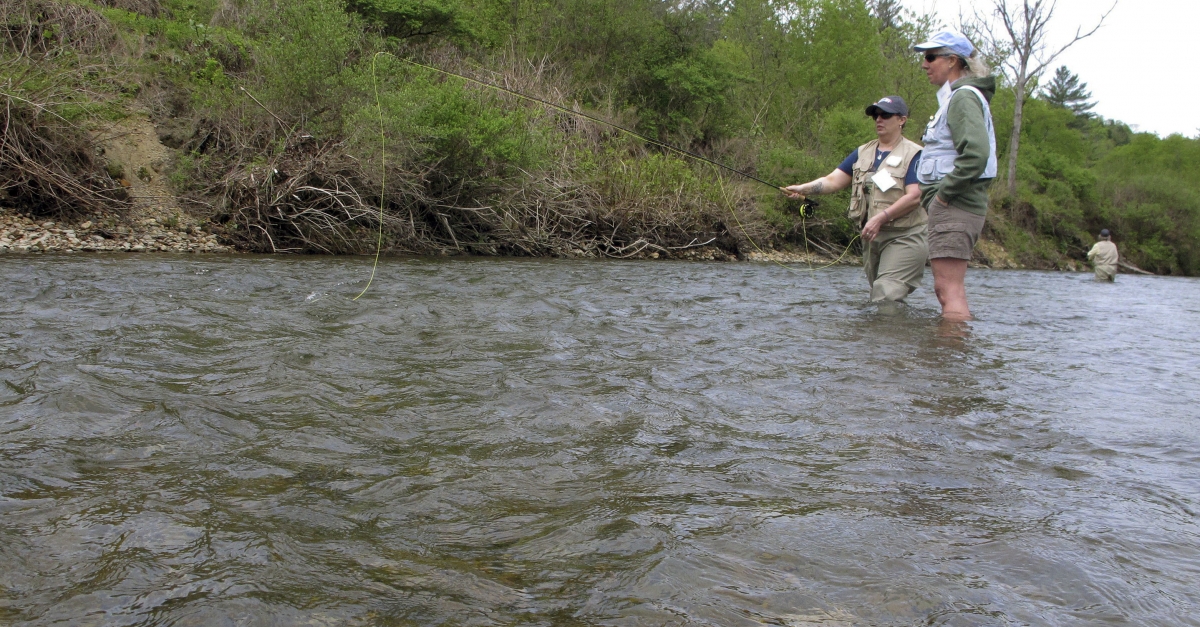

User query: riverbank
[0,204,847,263]
[2,206,1049,272]
[0,207,830,262]
[0,208,1111,278]
[0,211,230,254]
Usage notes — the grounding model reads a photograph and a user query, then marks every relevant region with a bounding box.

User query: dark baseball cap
[866,96,909,117]
[1100,229,1111,237]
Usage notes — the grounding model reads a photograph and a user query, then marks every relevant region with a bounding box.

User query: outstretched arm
[782,169,851,198]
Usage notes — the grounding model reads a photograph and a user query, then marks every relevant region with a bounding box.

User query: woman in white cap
[912,31,997,321]
[783,96,927,303]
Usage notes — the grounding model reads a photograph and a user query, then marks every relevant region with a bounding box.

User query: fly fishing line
[355,52,858,296]
[352,52,390,301]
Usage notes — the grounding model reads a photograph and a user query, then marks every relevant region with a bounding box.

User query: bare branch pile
[0,1,128,217]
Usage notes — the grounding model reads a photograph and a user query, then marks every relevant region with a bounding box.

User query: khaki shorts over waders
[864,223,928,302]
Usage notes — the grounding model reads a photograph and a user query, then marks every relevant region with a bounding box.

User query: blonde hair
[962,52,991,78]
[929,47,991,79]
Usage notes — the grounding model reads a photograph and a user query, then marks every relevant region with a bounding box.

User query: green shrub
[343,55,553,191]
[254,0,362,128]
[346,0,474,41]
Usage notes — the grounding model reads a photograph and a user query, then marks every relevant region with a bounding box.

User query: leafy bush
[254,0,363,129]
[344,55,551,188]
[346,0,473,41]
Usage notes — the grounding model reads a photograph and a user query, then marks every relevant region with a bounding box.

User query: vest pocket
[917,156,955,182]
[848,166,868,222]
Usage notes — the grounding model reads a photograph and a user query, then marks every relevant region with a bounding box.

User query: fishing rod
[353,52,835,299]
[389,56,817,218]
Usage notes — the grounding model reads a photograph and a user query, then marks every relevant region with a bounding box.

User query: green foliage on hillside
[995,90,1200,275]
[4,0,1199,272]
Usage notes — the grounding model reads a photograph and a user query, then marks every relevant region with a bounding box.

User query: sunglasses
[923,52,954,62]
[872,112,897,120]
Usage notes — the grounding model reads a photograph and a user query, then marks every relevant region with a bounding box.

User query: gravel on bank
[0,209,856,264]
[0,212,231,254]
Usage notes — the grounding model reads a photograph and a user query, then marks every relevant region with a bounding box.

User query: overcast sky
[905,0,1199,138]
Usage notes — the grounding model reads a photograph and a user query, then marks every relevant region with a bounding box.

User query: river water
[1,255,1197,626]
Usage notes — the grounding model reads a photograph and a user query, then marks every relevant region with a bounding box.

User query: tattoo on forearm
[810,181,825,195]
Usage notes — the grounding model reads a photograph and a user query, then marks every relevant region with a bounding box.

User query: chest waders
[850,138,929,302]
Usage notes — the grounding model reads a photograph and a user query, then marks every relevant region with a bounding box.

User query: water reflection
[0,256,1197,626]
[933,317,972,343]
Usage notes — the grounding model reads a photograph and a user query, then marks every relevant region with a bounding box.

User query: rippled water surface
[1,255,1198,626]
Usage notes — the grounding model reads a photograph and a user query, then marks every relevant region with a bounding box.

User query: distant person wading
[784,96,927,302]
[1088,229,1119,281]
[914,31,998,321]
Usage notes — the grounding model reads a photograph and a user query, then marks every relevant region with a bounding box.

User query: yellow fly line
[354,51,859,297]
[709,163,860,274]
[352,52,391,301]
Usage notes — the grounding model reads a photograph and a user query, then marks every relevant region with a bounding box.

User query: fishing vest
[848,137,926,229]
[917,84,998,184]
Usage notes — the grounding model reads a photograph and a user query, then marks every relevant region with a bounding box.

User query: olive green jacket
[919,76,997,215]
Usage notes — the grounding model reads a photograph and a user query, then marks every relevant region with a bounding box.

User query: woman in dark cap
[784,96,927,302]
[912,30,998,320]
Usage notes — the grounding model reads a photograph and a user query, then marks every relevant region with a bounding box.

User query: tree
[1042,65,1095,116]
[869,0,902,30]
[973,0,1115,198]
[345,0,473,41]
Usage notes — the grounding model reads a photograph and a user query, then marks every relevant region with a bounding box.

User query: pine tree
[1042,65,1096,117]
[870,0,903,30]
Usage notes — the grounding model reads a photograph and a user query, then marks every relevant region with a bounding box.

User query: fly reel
[784,197,818,219]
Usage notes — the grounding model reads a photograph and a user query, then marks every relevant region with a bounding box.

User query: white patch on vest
[885,155,902,167]
[871,170,897,192]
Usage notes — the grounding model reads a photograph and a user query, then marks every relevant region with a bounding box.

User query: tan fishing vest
[848,137,926,229]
